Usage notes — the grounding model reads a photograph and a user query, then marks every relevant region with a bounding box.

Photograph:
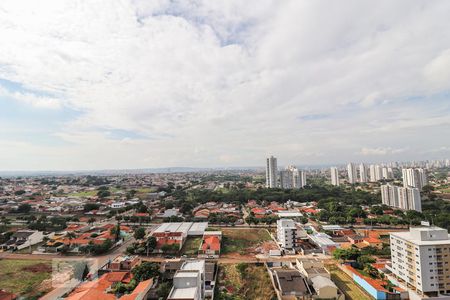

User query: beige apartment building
[389,227,450,297]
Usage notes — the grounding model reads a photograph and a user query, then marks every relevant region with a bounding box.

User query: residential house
[1,230,44,251]
[198,231,221,258]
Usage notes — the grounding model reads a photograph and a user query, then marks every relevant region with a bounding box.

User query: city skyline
[1,1,450,171]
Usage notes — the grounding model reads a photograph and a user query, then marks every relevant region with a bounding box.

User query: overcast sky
[0,0,449,171]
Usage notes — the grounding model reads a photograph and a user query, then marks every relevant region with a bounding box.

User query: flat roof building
[389,226,450,297]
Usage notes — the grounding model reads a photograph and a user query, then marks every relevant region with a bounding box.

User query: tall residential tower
[330,167,339,186]
[266,156,278,188]
[347,163,357,184]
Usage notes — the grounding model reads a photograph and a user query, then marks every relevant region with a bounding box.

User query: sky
[0,0,450,171]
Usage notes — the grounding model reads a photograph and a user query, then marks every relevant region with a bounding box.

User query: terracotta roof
[66,272,133,300]
[344,265,389,293]
[201,236,220,251]
[119,279,153,300]
[134,213,149,217]
[251,208,267,214]
[0,290,17,300]
[363,237,383,244]
[194,209,210,218]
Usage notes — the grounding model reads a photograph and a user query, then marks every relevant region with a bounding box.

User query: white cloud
[0,0,449,170]
[0,86,61,109]
[359,147,407,156]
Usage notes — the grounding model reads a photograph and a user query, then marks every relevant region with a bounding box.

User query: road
[139,253,331,264]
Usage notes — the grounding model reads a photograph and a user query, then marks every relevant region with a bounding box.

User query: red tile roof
[119,279,153,300]
[344,265,389,293]
[201,236,220,251]
[251,208,267,215]
[66,272,132,300]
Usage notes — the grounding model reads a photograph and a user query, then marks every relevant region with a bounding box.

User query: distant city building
[381,184,421,212]
[280,165,306,189]
[359,163,368,183]
[266,156,278,188]
[330,167,339,186]
[402,168,427,191]
[369,164,383,182]
[347,163,357,184]
[280,170,293,189]
[389,227,450,297]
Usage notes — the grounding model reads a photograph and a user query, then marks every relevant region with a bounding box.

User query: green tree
[146,236,157,256]
[17,203,32,213]
[131,262,160,282]
[134,227,146,240]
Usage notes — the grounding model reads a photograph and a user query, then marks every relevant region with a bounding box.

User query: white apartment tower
[381,184,399,207]
[369,164,384,182]
[347,163,357,184]
[330,167,339,186]
[266,156,278,188]
[280,165,306,189]
[277,219,298,251]
[359,163,368,183]
[403,168,427,191]
[390,227,450,297]
[280,170,293,189]
[381,184,422,212]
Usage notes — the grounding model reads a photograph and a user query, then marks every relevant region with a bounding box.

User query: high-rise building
[292,167,306,189]
[280,166,306,189]
[389,227,450,297]
[347,163,357,184]
[280,170,293,189]
[369,164,383,182]
[330,167,339,186]
[369,164,377,182]
[359,163,368,183]
[402,168,427,190]
[382,167,389,180]
[266,156,278,188]
[381,184,421,212]
[381,184,399,207]
[375,165,383,181]
[398,186,422,212]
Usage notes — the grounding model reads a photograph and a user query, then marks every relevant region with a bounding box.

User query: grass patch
[0,259,52,297]
[181,237,202,256]
[215,263,275,300]
[221,229,271,255]
[68,190,97,197]
[326,264,372,300]
[136,187,155,194]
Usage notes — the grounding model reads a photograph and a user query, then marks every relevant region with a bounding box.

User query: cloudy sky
[0,0,449,170]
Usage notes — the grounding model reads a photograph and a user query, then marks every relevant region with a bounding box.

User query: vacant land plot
[0,259,52,298]
[68,190,97,197]
[215,263,276,300]
[326,264,372,300]
[221,228,272,255]
[181,237,202,256]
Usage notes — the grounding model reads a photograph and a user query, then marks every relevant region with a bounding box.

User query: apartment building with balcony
[389,227,450,297]
[277,219,299,253]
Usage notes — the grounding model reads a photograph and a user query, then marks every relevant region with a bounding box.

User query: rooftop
[391,226,450,245]
[168,287,198,299]
[274,269,310,295]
